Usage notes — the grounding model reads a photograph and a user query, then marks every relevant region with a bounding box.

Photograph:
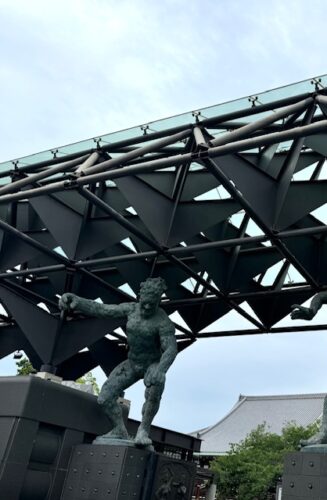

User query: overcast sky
[1,0,327,435]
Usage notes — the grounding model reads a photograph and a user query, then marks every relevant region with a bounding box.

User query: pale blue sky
[0,0,327,434]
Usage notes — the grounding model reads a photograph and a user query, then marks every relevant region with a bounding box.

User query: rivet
[309,461,314,467]
[94,488,98,493]
[107,490,111,495]
[85,468,90,474]
[98,470,103,475]
[102,452,107,457]
[81,487,86,492]
[291,460,296,466]
[290,482,294,488]
[112,471,115,476]
[73,468,77,473]
[115,453,119,457]
[126,472,130,477]
[90,451,94,456]
[136,474,140,478]
[77,451,82,456]
[68,486,73,491]
[308,483,313,489]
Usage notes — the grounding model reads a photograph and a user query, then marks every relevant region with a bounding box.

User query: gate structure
[0,75,326,377]
[0,74,326,499]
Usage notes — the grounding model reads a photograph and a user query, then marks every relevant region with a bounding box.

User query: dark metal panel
[211,154,277,228]
[248,288,314,328]
[305,133,327,155]
[168,199,241,247]
[0,229,56,271]
[29,194,84,259]
[277,180,327,230]
[0,284,58,363]
[53,316,123,366]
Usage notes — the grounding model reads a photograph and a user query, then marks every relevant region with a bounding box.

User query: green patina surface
[59,277,177,448]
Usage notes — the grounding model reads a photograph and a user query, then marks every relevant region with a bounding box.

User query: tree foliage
[76,371,100,395]
[16,357,100,395]
[16,356,36,375]
[211,421,319,500]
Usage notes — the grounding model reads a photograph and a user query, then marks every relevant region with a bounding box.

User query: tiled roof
[192,393,326,455]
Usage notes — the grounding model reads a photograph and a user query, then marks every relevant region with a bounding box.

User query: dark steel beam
[0,153,91,179]
[80,128,192,177]
[163,284,316,308]
[78,187,265,331]
[210,97,313,147]
[0,119,326,204]
[191,323,327,339]
[75,151,101,174]
[205,158,320,290]
[273,103,316,226]
[0,223,324,282]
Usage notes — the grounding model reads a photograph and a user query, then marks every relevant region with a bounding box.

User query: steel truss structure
[0,75,326,378]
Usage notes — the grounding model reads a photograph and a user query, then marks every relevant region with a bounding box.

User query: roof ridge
[195,395,247,436]
[244,393,327,401]
[192,392,327,436]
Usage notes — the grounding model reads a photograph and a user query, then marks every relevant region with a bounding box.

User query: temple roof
[193,393,326,455]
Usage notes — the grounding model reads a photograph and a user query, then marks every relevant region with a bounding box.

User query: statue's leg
[134,382,164,447]
[98,360,140,440]
[301,395,327,446]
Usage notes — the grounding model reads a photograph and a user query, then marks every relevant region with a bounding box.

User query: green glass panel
[0,73,325,173]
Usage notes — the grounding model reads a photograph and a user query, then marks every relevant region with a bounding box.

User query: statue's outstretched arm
[59,292,134,319]
[291,291,327,320]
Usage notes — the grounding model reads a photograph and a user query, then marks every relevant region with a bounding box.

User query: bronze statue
[59,277,177,448]
[291,291,327,447]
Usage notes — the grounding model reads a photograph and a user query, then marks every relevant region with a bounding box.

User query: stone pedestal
[61,444,196,500]
[283,451,327,499]
[0,375,111,500]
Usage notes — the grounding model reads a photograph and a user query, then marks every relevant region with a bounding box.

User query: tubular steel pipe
[0,154,90,195]
[81,128,192,176]
[0,152,92,179]
[0,119,326,204]
[193,323,327,339]
[210,97,313,147]
[75,151,100,174]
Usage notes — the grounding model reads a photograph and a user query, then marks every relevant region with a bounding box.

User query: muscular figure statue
[59,277,177,448]
[291,291,327,447]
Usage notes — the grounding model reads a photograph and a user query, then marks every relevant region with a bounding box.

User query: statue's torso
[126,305,163,369]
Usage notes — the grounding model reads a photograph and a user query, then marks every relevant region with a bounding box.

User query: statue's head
[139,277,167,318]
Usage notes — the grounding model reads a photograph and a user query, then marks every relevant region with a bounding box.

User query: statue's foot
[134,428,153,448]
[300,431,327,447]
[101,426,129,441]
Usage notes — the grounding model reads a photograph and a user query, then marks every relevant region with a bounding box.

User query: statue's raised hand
[290,304,314,320]
[59,293,79,313]
[144,363,166,387]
